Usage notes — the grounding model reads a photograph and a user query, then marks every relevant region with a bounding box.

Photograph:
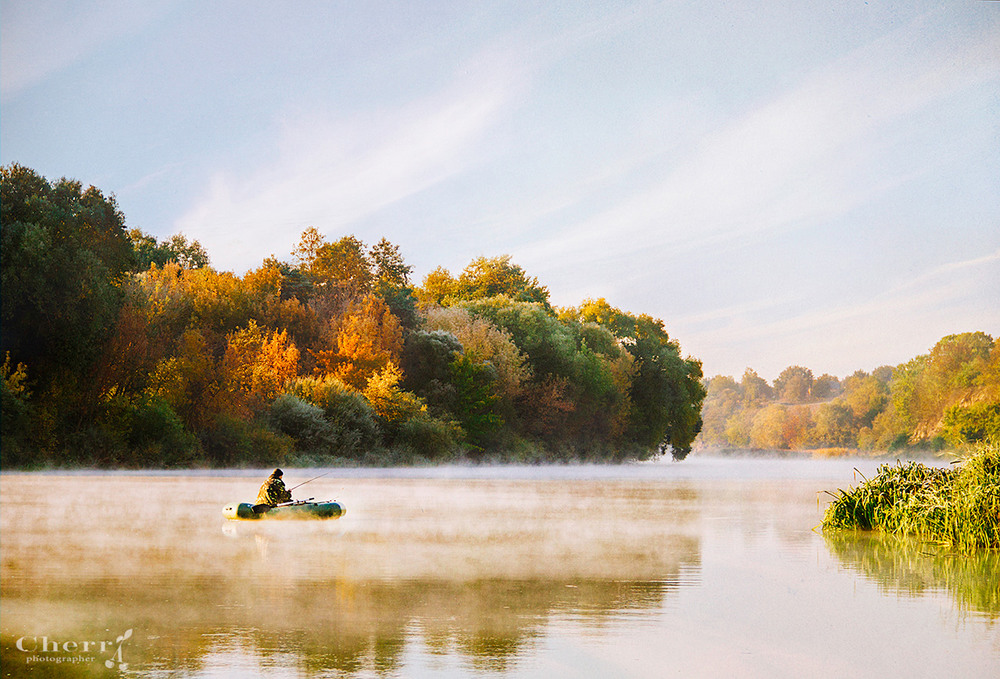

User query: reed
[822,443,1000,551]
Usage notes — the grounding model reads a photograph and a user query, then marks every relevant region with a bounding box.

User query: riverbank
[822,443,999,551]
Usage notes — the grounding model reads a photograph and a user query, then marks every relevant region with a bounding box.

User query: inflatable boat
[223,498,345,520]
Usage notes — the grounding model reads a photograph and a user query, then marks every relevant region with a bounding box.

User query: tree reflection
[1,476,703,677]
[2,567,698,677]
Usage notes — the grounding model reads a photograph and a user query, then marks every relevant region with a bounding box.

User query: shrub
[127,397,198,467]
[823,443,999,550]
[199,415,292,467]
[270,393,337,455]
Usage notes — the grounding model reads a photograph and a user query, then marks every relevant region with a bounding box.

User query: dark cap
[273,468,283,477]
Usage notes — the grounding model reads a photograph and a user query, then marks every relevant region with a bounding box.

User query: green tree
[572,298,705,458]
[812,374,841,400]
[811,402,856,447]
[129,229,209,270]
[2,165,135,376]
[450,354,503,452]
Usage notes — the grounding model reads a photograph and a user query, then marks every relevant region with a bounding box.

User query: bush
[199,415,292,467]
[286,376,382,456]
[942,402,1000,446]
[127,397,198,466]
[270,393,338,455]
[395,413,461,460]
[823,443,1000,551]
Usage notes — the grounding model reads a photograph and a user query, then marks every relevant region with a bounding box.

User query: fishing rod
[287,470,333,492]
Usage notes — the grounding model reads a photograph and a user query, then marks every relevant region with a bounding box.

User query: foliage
[822,443,1000,551]
[699,333,1000,453]
[416,256,549,307]
[314,294,403,389]
[130,229,209,270]
[1,166,707,467]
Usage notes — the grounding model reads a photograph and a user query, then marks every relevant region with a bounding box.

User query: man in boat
[256,468,292,507]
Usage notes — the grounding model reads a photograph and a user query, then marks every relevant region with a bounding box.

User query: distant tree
[369,238,418,330]
[220,320,299,416]
[423,305,529,400]
[130,229,209,270]
[774,366,814,403]
[740,368,773,406]
[370,237,412,290]
[292,227,325,270]
[314,294,403,389]
[750,404,788,449]
[416,266,459,305]
[572,298,705,457]
[312,235,373,295]
[400,329,463,413]
[811,374,841,400]
[449,354,503,450]
[843,375,888,429]
[699,375,742,446]
[811,402,856,447]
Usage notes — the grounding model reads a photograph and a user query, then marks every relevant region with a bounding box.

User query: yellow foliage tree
[362,363,426,423]
[221,320,300,416]
[147,328,218,428]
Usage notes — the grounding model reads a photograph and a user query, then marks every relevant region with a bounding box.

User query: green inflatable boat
[223,498,345,520]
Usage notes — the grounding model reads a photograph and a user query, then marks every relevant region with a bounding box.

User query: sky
[3,0,998,381]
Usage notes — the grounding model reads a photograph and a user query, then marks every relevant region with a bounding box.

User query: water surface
[2,456,997,677]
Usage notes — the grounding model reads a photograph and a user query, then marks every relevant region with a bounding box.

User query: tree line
[1,164,706,468]
[698,332,1000,452]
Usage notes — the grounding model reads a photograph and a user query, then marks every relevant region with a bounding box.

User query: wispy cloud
[681,249,1000,378]
[1,0,169,98]
[174,59,524,271]
[517,9,999,270]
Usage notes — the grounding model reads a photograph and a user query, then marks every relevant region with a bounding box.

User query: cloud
[1,0,169,98]
[680,249,1000,378]
[174,61,523,272]
[516,9,999,271]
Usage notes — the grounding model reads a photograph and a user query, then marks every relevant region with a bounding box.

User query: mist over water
[2,456,997,677]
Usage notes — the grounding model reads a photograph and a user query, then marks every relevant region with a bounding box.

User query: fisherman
[255,468,292,507]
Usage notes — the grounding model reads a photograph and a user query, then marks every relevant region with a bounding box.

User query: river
[1,455,997,677]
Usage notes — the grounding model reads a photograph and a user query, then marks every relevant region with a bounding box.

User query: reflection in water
[1,475,701,677]
[824,531,1000,618]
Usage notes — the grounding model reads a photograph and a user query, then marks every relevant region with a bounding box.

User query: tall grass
[822,442,1000,551]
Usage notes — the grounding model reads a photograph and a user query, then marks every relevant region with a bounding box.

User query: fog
[2,461,997,678]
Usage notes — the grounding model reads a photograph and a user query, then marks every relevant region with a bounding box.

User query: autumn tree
[740,369,773,406]
[423,305,529,400]
[774,366,814,403]
[220,320,299,416]
[313,235,373,294]
[314,294,403,389]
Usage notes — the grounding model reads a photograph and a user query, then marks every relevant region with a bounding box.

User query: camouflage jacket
[255,476,292,506]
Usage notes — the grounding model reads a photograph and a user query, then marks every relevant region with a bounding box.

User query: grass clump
[822,443,1000,551]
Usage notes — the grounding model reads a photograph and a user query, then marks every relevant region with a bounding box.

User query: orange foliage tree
[314,294,402,389]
